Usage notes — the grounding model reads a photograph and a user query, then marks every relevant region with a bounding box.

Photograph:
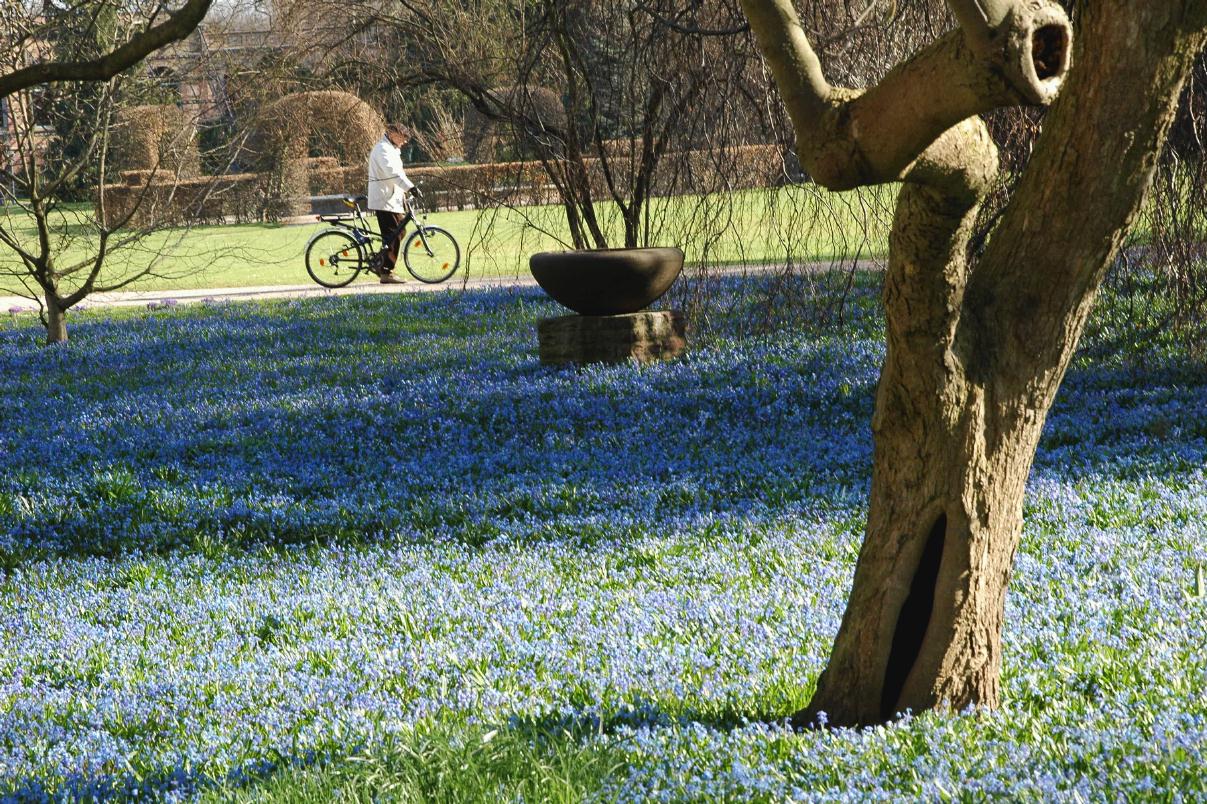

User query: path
[0,261,877,312]
[0,275,537,312]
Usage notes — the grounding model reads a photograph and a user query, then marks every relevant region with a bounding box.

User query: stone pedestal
[538,310,687,366]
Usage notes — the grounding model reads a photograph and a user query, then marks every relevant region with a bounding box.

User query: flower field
[0,282,1204,801]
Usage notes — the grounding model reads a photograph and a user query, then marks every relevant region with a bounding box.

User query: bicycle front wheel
[305,229,365,288]
[402,226,461,284]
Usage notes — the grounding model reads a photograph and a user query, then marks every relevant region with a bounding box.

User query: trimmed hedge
[98,145,786,227]
[99,171,264,228]
[247,91,384,217]
[111,105,201,178]
[462,86,567,163]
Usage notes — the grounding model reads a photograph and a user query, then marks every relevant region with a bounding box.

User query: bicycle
[304,192,461,287]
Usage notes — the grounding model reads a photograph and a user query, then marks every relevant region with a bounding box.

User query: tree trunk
[794,1,1207,728]
[800,246,1050,724]
[44,291,68,345]
[622,206,640,249]
[796,120,1042,726]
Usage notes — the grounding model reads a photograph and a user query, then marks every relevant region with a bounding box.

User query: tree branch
[946,0,1071,104]
[961,1,1207,395]
[737,0,832,140]
[739,0,1071,189]
[0,0,214,99]
[635,1,750,36]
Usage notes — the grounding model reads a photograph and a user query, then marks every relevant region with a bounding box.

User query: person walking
[367,122,416,284]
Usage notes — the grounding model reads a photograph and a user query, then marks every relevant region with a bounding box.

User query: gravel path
[0,260,876,312]
[0,275,539,311]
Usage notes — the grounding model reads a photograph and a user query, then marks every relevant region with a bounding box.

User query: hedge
[98,145,787,227]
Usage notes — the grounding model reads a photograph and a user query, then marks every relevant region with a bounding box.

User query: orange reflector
[341,250,349,256]
[442,263,449,270]
[319,258,326,266]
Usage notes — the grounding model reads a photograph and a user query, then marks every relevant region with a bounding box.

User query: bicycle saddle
[342,195,369,208]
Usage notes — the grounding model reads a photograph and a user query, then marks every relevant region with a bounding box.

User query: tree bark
[739,0,1207,728]
[44,292,67,345]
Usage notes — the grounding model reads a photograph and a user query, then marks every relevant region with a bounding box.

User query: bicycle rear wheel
[402,225,461,284]
[306,229,366,288]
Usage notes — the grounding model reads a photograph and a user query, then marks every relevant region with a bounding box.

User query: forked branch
[738,0,1071,190]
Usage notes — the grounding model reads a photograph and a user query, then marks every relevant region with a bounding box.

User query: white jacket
[367,137,415,212]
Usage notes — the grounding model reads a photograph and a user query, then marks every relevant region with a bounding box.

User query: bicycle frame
[313,195,430,257]
[305,191,458,286]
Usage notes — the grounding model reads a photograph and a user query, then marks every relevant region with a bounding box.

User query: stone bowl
[529,247,685,316]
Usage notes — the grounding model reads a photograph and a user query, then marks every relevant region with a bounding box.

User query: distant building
[143,24,278,124]
[1,18,376,188]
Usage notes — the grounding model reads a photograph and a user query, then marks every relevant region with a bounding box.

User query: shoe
[379,273,405,284]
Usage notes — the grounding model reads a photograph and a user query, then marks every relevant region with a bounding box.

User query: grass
[202,721,626,804]
[0,184,893,294]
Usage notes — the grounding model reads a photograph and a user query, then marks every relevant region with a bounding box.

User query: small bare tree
[1,0,216,344]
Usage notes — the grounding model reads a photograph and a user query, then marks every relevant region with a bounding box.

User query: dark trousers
[375,211,405,272]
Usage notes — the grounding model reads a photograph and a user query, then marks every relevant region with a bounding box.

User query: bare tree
[0,77,212,341]
[0,0,218,343]
[355,0,792,250]
[740,0,1207,727]
[1128,52,1207,353]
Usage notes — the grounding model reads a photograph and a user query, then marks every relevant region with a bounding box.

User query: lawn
[0,275,1203,800]
[0,185,893,294]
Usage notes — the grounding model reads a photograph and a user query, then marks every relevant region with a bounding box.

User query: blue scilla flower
[0,282,1204,798]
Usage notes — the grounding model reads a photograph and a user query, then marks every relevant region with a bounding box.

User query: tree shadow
[0,291,881,562]
[0,284,1204,564]
[505,696,795,741]
[1035,356,1207,479]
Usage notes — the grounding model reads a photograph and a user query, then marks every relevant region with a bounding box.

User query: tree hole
[880,513,946,721]
[1032,24,1068,80]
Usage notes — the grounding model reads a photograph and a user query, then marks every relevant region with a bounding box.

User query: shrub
[110,104,201,178]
